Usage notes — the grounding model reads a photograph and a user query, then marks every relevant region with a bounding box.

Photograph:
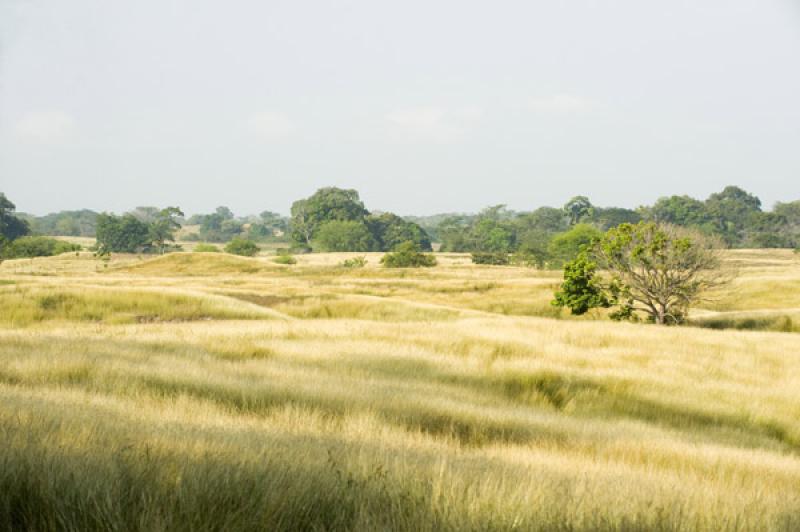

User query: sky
[1,0,799,216]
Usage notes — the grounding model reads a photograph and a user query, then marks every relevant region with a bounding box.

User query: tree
[196,208,243,242]
[589,207,641,231]
[95,213,152,254]
[553,222,726,325]
[515,207,568,234]
[437,215,474,252]
[215,206,235,220]
[314,220,376,252]
[366,212,432,252]
[551,253,610,315]
[704,186,762,246]
[547,224,602,266]
[646,195,710,227]
[0,193,30,242]
[563,196,593,225]
[149,207,184,254]
[290,188,368,247]
[224,238,259,257]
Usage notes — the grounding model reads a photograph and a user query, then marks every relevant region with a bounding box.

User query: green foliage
[704,186,763,246]
[547,224,602,266]
[314,220,376,252]
[366,212,432,252]
[195,207,243,242]
[290,188,369,246]
[471,252,510,265]
[1,236,81,259]
[552,252,610,315]
[588,207,641,231]
[341,256,368,268]
[149,207,184,254]
[289,188,431,253]
[646,195,710,227]
[224,238,260,257]
[553,222,724,325]
[563,196,593,225]
[24,209,98,237]
[95,213,152,254]
[439,206,516,253]
[193,244,220,253]
[0,193,31,242]
[380,241,437,268]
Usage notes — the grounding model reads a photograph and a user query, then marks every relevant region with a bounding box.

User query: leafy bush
[380,241,437,268]
[1,236,81,259]
[471,252,510,265]
[273,254,297,265]
[224,238,259,257]
[341,256,367,268]
[194,244,220,253]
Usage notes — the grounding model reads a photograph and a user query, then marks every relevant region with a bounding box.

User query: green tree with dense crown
[0,193,30,245]
[313,220,376,252]
[646,195,710,227]
[553,222,726,324]
[95,213,152,254]
[563,196,593,225]
[366,212,432,251]
[704,186,762,246]
[547,224,602,266]
[290,188,368,247]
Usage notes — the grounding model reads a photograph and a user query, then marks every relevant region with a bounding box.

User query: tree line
[3,185,800,260]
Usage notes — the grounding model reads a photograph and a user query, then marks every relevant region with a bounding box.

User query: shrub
[194,244,220,253]
[224,238,259,257]
[1,236,81,259]
[380,241,437,268]
[341,256,367,268]
[273,254,297,265]
[471,252,510,265]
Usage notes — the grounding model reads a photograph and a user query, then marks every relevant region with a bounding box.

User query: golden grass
[0,249,799,530]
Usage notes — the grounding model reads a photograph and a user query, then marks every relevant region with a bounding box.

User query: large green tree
[313,220,376,252]
[704,186,762,246]
[290,188,368,247]
[553,222,725,324]
[95,213,153,254]
[0,193,31,243]
[366,212,432,251]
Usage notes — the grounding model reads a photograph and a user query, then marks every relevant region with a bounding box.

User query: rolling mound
[111,252,277,276]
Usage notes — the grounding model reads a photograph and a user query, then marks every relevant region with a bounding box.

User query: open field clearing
[1,249,799,530]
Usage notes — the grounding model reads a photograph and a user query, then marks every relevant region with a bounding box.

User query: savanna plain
[1,247,800,531]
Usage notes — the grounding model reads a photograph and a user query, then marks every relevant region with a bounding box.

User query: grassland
[1,249,799,530]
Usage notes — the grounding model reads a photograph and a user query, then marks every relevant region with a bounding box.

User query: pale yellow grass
[1,249,799,530]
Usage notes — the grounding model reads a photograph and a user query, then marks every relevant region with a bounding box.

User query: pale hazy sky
[1,0,799,216]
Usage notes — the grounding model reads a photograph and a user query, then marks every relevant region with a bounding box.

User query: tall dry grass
[0,249,799,530]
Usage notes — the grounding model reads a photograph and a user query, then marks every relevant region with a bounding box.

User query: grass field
[1,249,799,530]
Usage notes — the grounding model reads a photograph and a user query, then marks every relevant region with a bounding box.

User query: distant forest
[3,185,800,261]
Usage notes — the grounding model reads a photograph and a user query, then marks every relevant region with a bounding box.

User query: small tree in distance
[553,222,728,325]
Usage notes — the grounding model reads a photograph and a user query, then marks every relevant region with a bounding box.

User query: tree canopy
[553,222,726,324]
